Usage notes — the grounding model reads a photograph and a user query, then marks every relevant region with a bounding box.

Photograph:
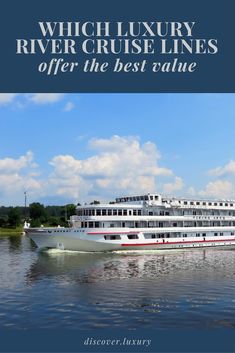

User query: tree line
[0,203,76,228]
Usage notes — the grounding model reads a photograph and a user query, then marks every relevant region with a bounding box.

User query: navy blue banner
[0,329,235,352]
[0,0,234,92]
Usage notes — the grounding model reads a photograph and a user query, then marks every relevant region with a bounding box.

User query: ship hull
[26,228,235,252]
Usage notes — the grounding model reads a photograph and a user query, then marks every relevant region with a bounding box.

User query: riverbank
[0,227,23,236]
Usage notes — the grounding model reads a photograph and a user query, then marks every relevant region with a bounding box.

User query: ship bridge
[116,193,163,206]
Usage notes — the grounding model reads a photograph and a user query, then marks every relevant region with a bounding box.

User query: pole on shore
[24,191,27,220]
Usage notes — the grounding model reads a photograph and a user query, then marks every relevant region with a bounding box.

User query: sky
[0,93,235,206]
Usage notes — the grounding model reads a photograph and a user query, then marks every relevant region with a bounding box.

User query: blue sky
[0,93,235,205]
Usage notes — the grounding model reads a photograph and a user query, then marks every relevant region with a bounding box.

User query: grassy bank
[0,226,23,236]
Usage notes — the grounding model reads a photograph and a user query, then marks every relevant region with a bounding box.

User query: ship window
[208,202,212,206]
[122,222,125,227]
[97,209,101,216]
[173,223,177,227]
[89,210,92,216]
[184,201,187,205]
[196,202,200,205]
[149,211,153,216]
[138,210,141,216]
[118,209,122,216]
[220,203,223,206]
[190,202,194,205]
[214,233,218,236]
[129,210,132,215]
[81,222,84,227]
[123,209,127,216]
[104,235,121,240]
[95,222,99,228]
[133,210,137,216]
[127,234,139,239]
[203,202,206,206]
[150,196,153,200]
[144,233,157,239]
[202,233,206,236]
[113,209,117,216]
[92,209,95,216]
[84,222,87,228]
[144,195,148,200]
[102,209,107,216]
[225,203,228,206]
[230,204,233,207]
[220,233,223,236]
[89,222,93,228]
[108,209,112,216]
[231,232,234,235]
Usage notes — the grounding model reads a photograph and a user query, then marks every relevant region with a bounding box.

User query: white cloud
[187,186,196,196]
[27,93,64,104]
[163,176,184,194]
[64,101,74,112]
[0,94,17,105]
[0,151,36,172]
[209,160,235,177]
[0,93,65,109]
[0,137,186,204]
[48,135,175,201]
[199,180,234,199]
[0,151,41,205]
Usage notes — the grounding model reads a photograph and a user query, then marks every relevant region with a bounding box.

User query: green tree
[29,203,47,223]
[30,219,41,227]
[48,216,60,226]
[8,207,21,228]
[65,204,76,219]
[59,204,76,226]
[0,217,7,227]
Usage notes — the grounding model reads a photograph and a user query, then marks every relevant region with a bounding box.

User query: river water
[0,234,235,330]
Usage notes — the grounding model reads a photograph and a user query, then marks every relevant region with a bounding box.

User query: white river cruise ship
[25,193,235,251]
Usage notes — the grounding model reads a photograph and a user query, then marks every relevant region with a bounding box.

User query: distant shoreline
[0,227,22,236]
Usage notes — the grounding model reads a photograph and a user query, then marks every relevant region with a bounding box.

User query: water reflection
[27,248,235,284]
[24,248,235,329]
[1,237,235,330]
[8,235,22,252]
